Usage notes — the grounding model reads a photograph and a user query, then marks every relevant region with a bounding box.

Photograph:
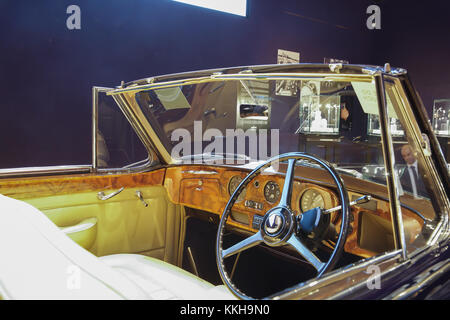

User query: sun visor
[351,81,398,118]
[155,87,191,110]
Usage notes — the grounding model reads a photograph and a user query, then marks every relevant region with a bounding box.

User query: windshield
[132,77,406,185]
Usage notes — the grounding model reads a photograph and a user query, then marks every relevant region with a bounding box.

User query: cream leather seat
[100,254,232,299]
[0,194,234,300]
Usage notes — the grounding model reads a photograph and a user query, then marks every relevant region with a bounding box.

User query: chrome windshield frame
[374,73,408,259]
[109,72,375,167]
[108,72,373,96]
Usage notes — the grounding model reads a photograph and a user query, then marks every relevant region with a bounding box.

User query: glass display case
[298,81,341,135]
[367,114,404,136]
[432,99,450,137]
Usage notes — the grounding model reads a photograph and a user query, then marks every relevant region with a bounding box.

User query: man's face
[401,145,416,165]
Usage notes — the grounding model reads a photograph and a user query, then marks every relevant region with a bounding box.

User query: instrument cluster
[228,176,283,208]
[228,175,328,213]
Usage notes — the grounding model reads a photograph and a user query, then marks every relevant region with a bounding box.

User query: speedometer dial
[228,175,246,202]
[300,189,325,212]
[264,181,280,203]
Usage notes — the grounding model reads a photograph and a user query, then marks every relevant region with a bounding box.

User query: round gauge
[264,181,281,203]
[228,176,246,202]
[300,189,325,212]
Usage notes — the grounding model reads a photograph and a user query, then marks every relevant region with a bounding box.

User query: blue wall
[2,0,434,168]
[372,1,450,115]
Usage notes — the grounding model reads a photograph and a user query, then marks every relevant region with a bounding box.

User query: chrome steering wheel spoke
[278,158,297,208]
[286,234,325,273]
[221,230,264,259]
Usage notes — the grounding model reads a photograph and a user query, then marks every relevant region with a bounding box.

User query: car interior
[0,75,440,300]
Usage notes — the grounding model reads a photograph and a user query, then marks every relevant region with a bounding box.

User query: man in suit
[400,144,427,198]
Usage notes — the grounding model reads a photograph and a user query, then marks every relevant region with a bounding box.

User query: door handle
[135,190,149,207]
[97,187,124,200]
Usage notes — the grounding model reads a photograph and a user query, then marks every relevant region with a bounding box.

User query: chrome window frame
[375,74,408,259]
[91,86,157,174]
[0,87,159,179]
[382,76,450,249]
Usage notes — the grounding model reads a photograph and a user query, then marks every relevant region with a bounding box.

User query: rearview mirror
[239,104,269,119]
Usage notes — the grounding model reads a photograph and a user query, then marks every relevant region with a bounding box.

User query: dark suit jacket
[400,163,427,197]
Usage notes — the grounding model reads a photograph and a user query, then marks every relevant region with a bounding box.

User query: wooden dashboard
[164,164,425,258]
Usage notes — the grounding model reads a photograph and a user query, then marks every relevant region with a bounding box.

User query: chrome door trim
[0,165,92,178]
[270,250,402,300]
[387,259,450,300]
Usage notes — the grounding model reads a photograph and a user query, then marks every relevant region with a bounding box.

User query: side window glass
[432,99,450,165]
[95,88,149,169]
[385,81,439,252]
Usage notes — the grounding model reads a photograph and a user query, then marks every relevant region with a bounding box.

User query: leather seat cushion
[100,254,234,300]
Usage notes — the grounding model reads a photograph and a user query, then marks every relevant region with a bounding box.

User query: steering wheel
[215,152,351,299]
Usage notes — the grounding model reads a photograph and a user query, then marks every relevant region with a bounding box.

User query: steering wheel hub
[264,211,284,235]
[261,206,294,245]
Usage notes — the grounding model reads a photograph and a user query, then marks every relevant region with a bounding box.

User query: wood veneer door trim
[0,168,166,200]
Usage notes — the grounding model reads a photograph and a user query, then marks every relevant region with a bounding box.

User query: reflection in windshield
[134,78,408,186]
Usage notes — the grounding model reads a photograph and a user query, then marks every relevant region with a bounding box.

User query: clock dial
[264,181,280,203]
[228,175,246,202]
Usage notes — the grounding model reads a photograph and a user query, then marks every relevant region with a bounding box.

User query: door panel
[32,186,168,256]
[61,217,98,250]
[0,169,183,266]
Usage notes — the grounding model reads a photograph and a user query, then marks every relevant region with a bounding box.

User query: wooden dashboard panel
[164,165,339,232]
[165,164,426,259]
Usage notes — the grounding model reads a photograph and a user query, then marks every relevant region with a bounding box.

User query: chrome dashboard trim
[181,170,219,175]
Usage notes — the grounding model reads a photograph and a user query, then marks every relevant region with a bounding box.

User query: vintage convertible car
[0,64,448,300]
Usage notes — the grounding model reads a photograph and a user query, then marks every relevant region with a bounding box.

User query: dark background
[0,0,449,168]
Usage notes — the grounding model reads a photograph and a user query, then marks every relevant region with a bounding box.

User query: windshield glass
[132,77,406,185]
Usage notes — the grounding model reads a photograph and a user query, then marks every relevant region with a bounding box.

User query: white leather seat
[0,194,234,300]
[100,254,232,299]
